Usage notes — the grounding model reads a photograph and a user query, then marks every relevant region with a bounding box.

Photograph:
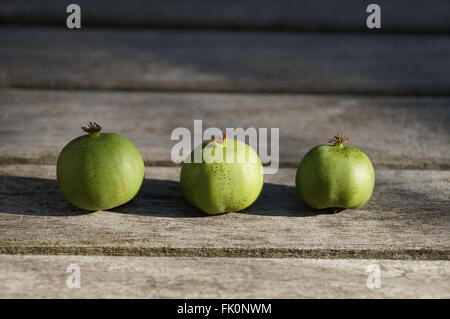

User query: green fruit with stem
[295,134,375,213]
[57,122,145,211]
[180,135,264,215]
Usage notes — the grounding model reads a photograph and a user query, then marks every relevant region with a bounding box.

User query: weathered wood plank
[1,27,450,94]
[0,165,448,259]
[1,89,449,169]
[1,0,450,33]
[0,255,449,298]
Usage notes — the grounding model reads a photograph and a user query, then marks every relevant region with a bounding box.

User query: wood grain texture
[1,89,449,169]
[0,165,448,259]
[1,0,450,33]
[1,27,450,94]
[0,255,449,298]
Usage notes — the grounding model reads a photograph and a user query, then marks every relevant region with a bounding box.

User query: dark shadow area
[0,175,330,218]
[111,178,206,218]
[367,184,450,216]
[0,175,203,217]
[114,180,329,217]
[0,175,90,216]
[242,183,333,217]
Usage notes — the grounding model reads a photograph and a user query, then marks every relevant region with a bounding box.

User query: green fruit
[295,134,375,213]
[180,136,264,215]
[57,122,145,211]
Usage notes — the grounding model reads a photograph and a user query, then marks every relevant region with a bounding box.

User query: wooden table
[0,0,449,298]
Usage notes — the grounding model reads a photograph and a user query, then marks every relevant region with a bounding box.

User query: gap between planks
[0,246,448,261]
[2,0,450,34]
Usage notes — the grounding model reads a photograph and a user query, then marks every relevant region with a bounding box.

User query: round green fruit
[57,122,145,211]
[180,135,264,215]
[295,134,375,213]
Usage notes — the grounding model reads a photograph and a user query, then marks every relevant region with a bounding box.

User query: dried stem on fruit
[328,133,350,145]
[82,122,102,133]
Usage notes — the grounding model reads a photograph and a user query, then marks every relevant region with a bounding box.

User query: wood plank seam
[2,0,450,34]
[0,246,448,261]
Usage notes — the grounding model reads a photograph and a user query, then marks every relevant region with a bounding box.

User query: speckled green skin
[180,139,264,215]
[296,143,375,210]
[57,132,145,211]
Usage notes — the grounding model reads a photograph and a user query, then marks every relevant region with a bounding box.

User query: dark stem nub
[330,207,345,214]
[210,133,227,143]
[82,122,102,133]
[328,133,350,145]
